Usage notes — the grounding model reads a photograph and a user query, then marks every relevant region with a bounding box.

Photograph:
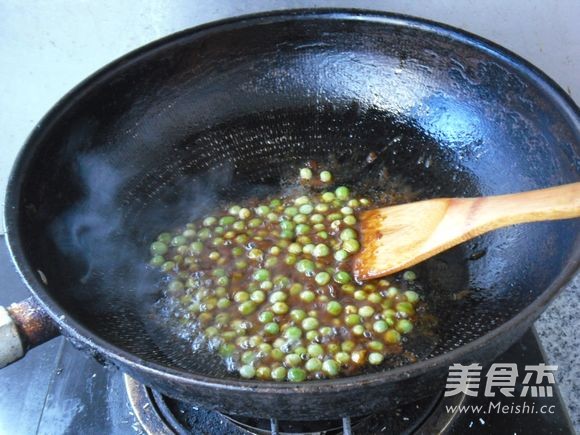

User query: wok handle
[0,297,59,368]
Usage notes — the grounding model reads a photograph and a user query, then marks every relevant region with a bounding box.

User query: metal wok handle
[0,297,59,368]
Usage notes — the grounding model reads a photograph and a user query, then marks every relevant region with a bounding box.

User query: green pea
[322,359,339,376]
[271,349,285,361]
[290,309,307,322]
[341,340,356,352]
[170,235,186,247]
[238,301,257,315]
[333,271,351,284]
[296,259,315,274]
[258,343,272,353]
[343,239,360,253]
[299,204,314,215]
[300,290,316,303]
[288,243,302,254]
[359,306,375,318]
[150,241,168,256]
[232,220,246,231]
[269,246,281,256]
[302,244,315,255]
[239,365,256,379]
[284,326,303,340]
[335,352,350,364]
[161,261,175,272]
[294,196,310,206]
[280,230,295,239]
[373,320,389,333]
[307,343,324,358]
[235,260,248,270]
[217,298,231,309]
[368,352,384,365]
[315,203,329,212]
[295,224,311,235]
[255,205,270,216]
[301,317,319,331]
[319,326,333,336]
[219,216,236,226]
[248,218,262,228]
[334,250,349,262]
[340,228,357,241]
[228,205,241,215]
[305,358,322,372]
[335,186,350,200]
[289,283,303,295]
[287,367,307,382]
[253,269,270,282]
[150,255,165,267]
[320,171,333,183]
[280,220,295,231]
[345,314,361,326]
[387,287,400,298]
[264,322,280,335]
[270,198,282,207]
[284,207,299,217]
[321,192,335,202]
[256,366,271,380]
[396,319,414,334]
[300,168,313,180]
[198,228,211,240]
[219,343,236,357]
[384,329,401,344]
[269,291,287,303]
[403,270,417,281]
[326,301,343,316]
[305,330,318,341]
[310,213,324,224]
[396,302,415,316]
[312,244,330,257]
[241,351,257,365]
[199,217,216,228]
[315,271,331,285]
[284,255,297,266]
[258,311,274,323]
[271,366,287,381]
[248,248,263,260]
[352,324,365,335]
[293,346,307,357]
[250,290,266,304]
[272,302,289,314]
[238,208,251,219]
[405,291,420,303]
[341,284,355,294]
[157,232,172,243]
[343,215,357,226]
[168,280,184,293]
[285,354,302,368]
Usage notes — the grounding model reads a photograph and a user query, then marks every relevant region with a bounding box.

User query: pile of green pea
[150,167,422,382]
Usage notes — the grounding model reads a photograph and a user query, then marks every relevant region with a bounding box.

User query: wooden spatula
[353,182,580,280]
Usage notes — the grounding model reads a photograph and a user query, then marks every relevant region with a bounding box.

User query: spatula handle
[469,182,580,231]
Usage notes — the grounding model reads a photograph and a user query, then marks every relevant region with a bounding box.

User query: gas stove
[0,237,573,434]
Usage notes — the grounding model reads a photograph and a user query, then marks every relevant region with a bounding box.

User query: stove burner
[124,375,465,434]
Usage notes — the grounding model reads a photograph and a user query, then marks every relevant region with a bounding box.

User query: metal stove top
[0,237,573,434]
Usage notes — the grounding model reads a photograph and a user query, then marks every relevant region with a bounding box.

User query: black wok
[3,10,579,419]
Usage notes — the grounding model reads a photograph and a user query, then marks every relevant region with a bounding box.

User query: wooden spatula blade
[353,198,458,280]
[353,183,580,281]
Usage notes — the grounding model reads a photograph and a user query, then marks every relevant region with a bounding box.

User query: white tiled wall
[1,0,578,234]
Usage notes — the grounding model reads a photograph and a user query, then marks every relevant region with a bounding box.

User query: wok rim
[4,8,580,396]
